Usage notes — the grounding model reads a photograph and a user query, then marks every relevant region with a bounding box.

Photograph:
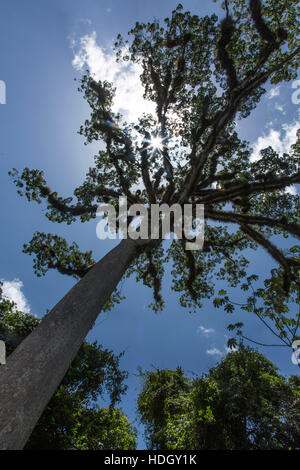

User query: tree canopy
[137,347,300,449]
[9,0,300,347]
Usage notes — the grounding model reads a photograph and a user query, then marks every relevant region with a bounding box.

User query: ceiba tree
[0,0,299,449]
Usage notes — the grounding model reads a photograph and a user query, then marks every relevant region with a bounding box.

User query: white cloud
[206,347,223,356]
[285,185,297,196]
[206,336,238,357]
[268,86,280,99]
[251,121,299,162]
[251,123,298,196]
[274,103,286,115]
[0,279,30,313]
[71,32,155,123]
[197,325,215,335]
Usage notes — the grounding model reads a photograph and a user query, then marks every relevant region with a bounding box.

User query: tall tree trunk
[0,238,141,449]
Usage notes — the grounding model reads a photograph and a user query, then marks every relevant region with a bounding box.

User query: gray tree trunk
[0,238,141,449]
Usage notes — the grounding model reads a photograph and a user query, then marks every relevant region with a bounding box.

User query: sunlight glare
[150,136,163,151]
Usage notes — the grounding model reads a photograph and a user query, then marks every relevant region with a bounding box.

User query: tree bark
[0,238,141,449]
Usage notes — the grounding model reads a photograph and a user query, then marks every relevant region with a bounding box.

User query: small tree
[0,0,299,448]
[137,367,191,449]
[137,347,300,450]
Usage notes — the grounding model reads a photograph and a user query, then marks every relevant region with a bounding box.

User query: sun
[149,136,163,151]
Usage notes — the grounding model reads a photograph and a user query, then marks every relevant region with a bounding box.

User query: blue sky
[0,0,299,448]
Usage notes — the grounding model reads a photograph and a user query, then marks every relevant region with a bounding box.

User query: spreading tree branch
[240,224,296,294]
[205,207,300,239]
